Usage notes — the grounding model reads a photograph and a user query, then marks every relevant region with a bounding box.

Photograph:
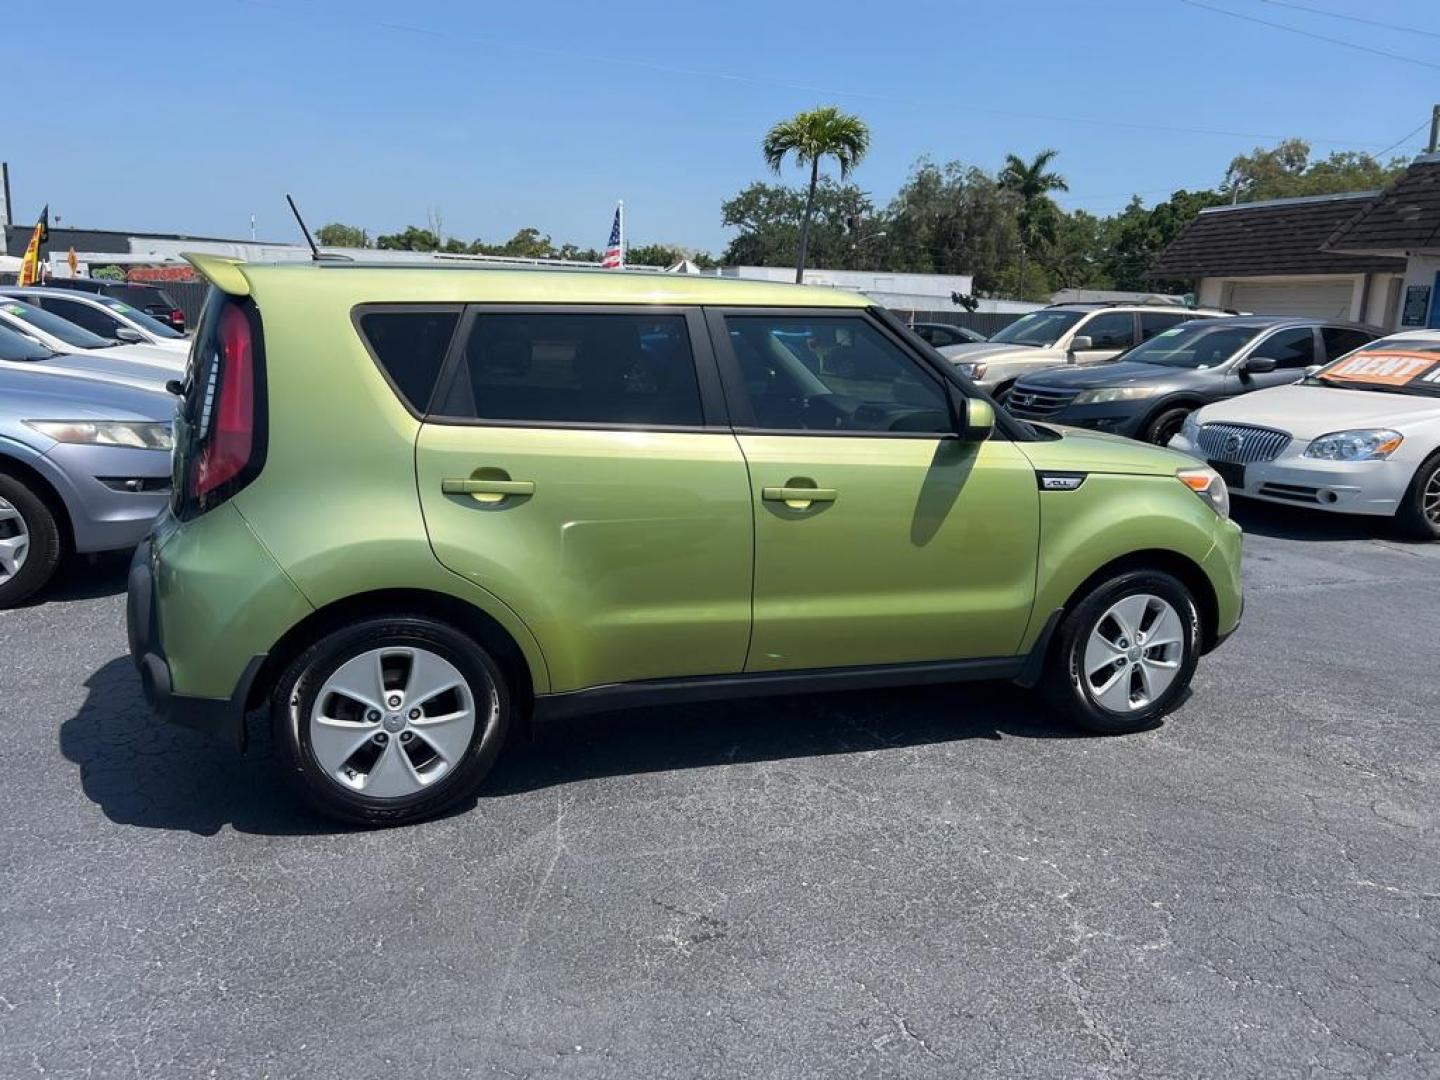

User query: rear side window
[1321,326,1375,361]
[358,308,461,412]
[1077,311,1136,349]
[1139,312,1188,340]
[38,296,123,338]
[1253,326,1317,368]
[434,312,703,427]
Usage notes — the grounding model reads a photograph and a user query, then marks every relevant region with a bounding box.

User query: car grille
[1006,386,1078,419]
[1196,422,1291,464]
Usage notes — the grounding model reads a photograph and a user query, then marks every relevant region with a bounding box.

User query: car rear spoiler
[182,252,250,298]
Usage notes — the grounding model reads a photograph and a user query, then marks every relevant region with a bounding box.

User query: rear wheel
[0,473,62,609]
[1042,570,1200,734]
[272,616,510,826]
[1395,452,1440,542]
[1143,405,1192,447]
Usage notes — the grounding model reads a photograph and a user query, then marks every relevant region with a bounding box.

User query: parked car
[0,297,184,372]
[41,277,187,333]
[0,320,175,394]
[1170,330,1440,539]
[939,302,1233,398]
[0,365,174,607]
[128,255,1242,826]
[910,321,987,348]
[1006,317,1380,445]
[1,286,189,353]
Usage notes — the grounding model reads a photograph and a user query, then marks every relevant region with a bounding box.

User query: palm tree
[763,107,871,283]
[998,149,1069,300]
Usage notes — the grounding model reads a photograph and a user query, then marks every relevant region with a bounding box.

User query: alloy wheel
[307,646,489,798]
[1081,593,1186,713]
[1424,468,1440,527]
[0,498,30,586]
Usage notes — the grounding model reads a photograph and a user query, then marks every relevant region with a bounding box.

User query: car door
[410,305,754,693]
[709,308,1039,673]
[1226,325,1318,395]
[1069,310,1138,365]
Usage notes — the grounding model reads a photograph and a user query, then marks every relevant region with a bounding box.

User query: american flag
[601,204,623,269]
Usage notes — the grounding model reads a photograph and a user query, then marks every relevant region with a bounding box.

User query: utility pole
[1430,104,1440,154]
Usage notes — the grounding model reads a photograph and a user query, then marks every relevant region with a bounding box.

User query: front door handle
[442,477,535,504]
[762,485,838,509]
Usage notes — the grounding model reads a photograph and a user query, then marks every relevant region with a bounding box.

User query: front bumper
[1007,400,1149,438]
[126,537,265,752]
[44,443,170,554]
[1168,433,1408,517]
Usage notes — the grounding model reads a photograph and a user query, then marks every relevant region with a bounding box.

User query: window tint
[1253,326,1316,368]
[436,312,703,427]
[38,297,123,338]
[359,309,461,412]
[1320,326,1374,362]
[1139,312,1188,340]
[1076,311,1135,349]
[724,315,951,434]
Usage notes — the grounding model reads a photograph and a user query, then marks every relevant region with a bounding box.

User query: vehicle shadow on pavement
[1231,500,1421,544]
[26,551,132,607]
[61,658,1089,835]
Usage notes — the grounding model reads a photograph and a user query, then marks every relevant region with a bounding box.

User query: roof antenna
[286,193,322,260]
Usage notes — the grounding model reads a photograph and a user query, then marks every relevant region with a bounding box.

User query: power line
[234,0,1400,149]
[1375,119,1432,158]
[1176,0,1440,71]
[1258,0,1440,40]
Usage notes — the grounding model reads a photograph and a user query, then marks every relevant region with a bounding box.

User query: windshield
[0,322,55,362]
[989,310,1082,347]
[1123,324,1260,369]
[1311,339,1440,396]
[101,298,184,339]
[0,301,113,350]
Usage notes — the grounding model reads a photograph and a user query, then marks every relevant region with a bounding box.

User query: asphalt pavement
[2,500,1438,1079]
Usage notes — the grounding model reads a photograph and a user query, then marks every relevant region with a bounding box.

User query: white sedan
[0,298,183,374]
[1170,330,1440,540]
[0,286,189,354]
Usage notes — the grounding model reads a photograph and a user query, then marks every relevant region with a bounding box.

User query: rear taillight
[170,308,186,329]
[187,300,263,509]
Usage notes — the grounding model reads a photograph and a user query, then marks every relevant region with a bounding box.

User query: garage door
[1227,281,1355,319]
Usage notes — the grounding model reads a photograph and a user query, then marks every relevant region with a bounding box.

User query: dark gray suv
[1003,317,1380,445]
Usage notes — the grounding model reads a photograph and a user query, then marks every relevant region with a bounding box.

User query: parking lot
[1,501,1436,1079]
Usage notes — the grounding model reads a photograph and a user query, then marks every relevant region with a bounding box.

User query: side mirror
[1242,355,1278,374]
[1069,335,1093,353]
[960,397,995,442]
[114,326,143,343]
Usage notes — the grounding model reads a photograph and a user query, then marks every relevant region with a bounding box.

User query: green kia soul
[127,254,1242,825]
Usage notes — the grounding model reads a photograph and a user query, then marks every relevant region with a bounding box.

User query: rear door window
[37,296,124,338]
[434,311,704,427]
[1320,326,1375,362]
[358,308,462,413]
[1139,312,1189,340]
[1076,311,1136,349]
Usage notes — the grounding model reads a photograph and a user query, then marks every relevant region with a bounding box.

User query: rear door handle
[762,486,837,509]
[442,478,535,503]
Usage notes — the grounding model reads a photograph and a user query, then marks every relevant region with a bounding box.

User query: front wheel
[1143,406,1192,447]
[1041,570,1201,734]
[272,616,511,826]
[0,473,62,609]
[1394,452,1440,542]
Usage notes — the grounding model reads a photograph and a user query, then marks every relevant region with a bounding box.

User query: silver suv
[939,303,1232,399]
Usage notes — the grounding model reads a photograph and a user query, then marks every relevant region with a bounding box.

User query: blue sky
[14,0,1439,254]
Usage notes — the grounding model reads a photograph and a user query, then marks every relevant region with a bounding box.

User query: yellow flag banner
[16,204,48,287]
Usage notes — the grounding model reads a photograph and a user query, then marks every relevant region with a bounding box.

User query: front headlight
[1178,467,1230,519]
[1302,429,1403,461]
[956,361,988,380]
[1073,386,1159,404]
[1181,411,1201,441]
[24,420,173,450]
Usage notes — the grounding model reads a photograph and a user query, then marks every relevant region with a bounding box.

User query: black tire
[1394,451,1440,542]
[271,615,510,826]
[0,472,63,609]
[1041,570,1201,735]
[1143,405,1192,447]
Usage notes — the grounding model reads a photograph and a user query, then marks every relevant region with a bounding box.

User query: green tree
[314,222,370,248]
[1106,189,1228,291]
[998,148,1069,300]
[762,106,871,283]
[720,180,878,271]
[1223,138,1408,202]
[375,225,441,251]
[881,160,1017,293]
